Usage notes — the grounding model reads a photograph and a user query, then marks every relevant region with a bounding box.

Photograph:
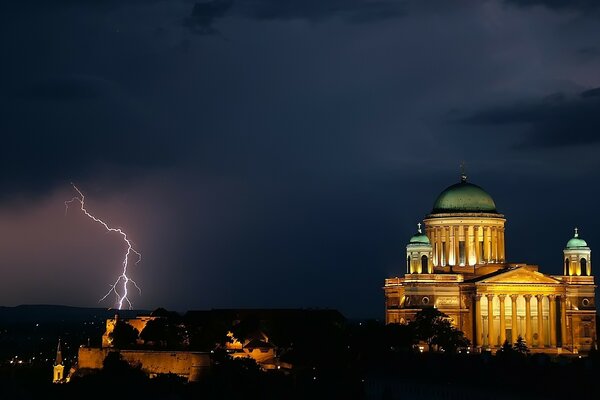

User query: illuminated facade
[384,174,597,353]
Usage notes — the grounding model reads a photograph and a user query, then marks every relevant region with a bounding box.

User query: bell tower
[53,339,65,383]
[564,227,591,276]
[406,223,433,274]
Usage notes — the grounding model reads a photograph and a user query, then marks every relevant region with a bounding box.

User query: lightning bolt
[65,183,141,310]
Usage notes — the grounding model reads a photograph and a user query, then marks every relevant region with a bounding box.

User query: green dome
[408,223,430,246]
[409,232,430,245]
[432,177,497,214]
[566,228,588,249]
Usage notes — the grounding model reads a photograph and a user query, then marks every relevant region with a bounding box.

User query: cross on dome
[417,223,422,233]
[575,227,579,237]
[460,161,468,183]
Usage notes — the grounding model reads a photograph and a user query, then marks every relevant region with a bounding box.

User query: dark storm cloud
[505,0,600,11]
[462,88,600,148]
[2,0,600,317]
[238,0,407,22]
[185,0,406,32]
[26,75,115,101]
[0,74,177,197]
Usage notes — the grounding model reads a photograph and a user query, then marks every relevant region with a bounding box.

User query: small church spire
[54,339,63,366]
[574,227,579,238]
[53,339,65,383]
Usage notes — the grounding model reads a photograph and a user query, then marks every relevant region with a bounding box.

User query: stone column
[510,295,519,342]
[454,226,460,266]
[500,228,506,262]
[485,226,491,262]
[491,227,497,262]
[536,294,545,347]
[430,228,436,267]
[436,227,442,267]
[487,294,495,347]
[497,228,502,262]
[524,295,532,345]
[498,295,506,344]
[549,295,557,347]
[465,226,470,266]
[474,294,482,347]
[444,227,450,267]
[560,296,567,348]
[474,226,481,265]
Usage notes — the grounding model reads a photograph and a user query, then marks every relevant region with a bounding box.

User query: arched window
[580,258,587,276]
[407,256,411,273]
[565,258,570,275]
[421,255,428,274]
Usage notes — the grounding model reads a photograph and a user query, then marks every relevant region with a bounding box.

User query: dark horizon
[1,0,600,318]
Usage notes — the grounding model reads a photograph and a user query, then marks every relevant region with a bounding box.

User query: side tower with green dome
[406,223,433,274]
[564,228,591,276]
[423,173,506,272]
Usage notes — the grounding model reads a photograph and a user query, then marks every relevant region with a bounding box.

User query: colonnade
[472,293,566,348]
[428,225,505,267]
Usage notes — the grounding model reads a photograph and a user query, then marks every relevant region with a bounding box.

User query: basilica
[384,173,596,353]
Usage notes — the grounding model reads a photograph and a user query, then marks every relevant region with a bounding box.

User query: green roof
[432,177,497,214]
[408,223,431,246]
[409,232,430,245]
[566,228,588,249]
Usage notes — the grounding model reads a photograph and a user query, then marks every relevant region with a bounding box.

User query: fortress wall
[78,347,109,369]
[120,350,210,377]
[76,347,210,381]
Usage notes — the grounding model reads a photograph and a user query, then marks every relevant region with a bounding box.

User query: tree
[140,318,185,348]
[410,307,469,352]
[513,335,530,355]
[432,322,470,353]
[109,320,140,348]
[498,340,514,354]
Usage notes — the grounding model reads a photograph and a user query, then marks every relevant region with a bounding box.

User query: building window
[459,241,465,265]
[583,324,591,338]
[422,296,430,305]
[565,258,570,275]
[580,258,587,276]
[421,255,428,273]
[407,256,411,273]
[480,241,484,260]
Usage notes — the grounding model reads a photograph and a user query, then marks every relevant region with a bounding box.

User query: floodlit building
[384,173,597,353]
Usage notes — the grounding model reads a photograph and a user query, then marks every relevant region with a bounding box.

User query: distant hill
[0,305,148,324]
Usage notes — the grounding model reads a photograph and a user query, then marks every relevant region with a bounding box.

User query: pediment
[476,267,561,285]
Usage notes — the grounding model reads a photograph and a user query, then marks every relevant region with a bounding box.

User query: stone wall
[77,347,210,382]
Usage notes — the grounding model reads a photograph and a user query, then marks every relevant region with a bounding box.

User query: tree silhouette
[513,335,530,355]
[109,320,139,349]
[410,307,469,352]
[498,339,514,354]
[140,318,185,348]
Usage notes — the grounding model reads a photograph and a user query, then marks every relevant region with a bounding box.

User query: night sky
[1,0,600,318]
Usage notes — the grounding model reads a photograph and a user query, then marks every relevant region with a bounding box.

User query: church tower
[53,339,65,384]
[406,223,433,274]
[564,228,591,276]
